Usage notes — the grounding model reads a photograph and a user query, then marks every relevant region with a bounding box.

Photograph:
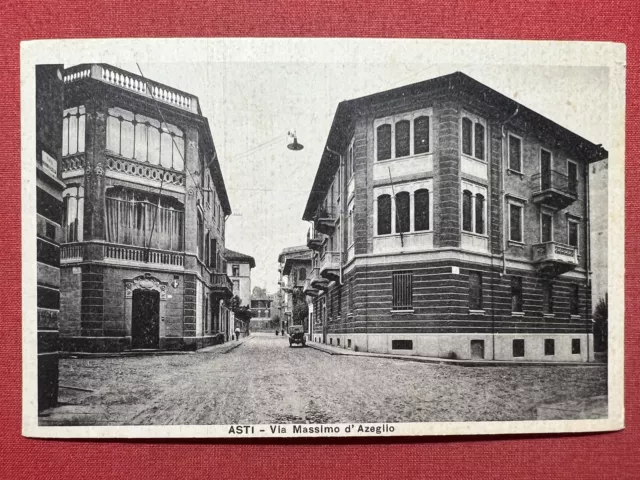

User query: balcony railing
[306,228,324,250]
[303,278,319,297]
[531,170,578,209]
[105,153,186,189]
[309,266,329,291]
[61,153,85,176]
[60,243,83,262]
[314,205,338,234]
[104,243,184,266]
[210,272,234,295]
[63,64,199,114]
[532,241,578,275]
[319,251,341,281]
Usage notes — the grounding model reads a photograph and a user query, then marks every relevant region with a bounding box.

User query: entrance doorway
[131,289,160,349]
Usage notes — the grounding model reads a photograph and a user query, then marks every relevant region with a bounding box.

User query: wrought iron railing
[532,170,578,196]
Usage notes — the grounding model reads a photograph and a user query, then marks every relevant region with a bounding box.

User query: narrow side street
[42,333,607,426]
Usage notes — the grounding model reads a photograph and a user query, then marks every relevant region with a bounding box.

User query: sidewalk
[307,341,607,367]
[197,334,253,354]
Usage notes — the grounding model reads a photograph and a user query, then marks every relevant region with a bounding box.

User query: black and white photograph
[22,38,625,438]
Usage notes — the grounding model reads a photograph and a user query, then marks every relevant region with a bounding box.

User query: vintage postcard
[22,38,625,438]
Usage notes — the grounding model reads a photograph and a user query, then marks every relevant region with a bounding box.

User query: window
[414,116,430,154]
[513,339,525,357]
[347,205,355,246]
[299,268,306,281]
[45,222,56,240]
[567,160,578,195]
[233,280,239,293]
[572,338,581,354]
[395,120,410,158]
[511,276,523,313]
[392,271,413,310]
[509,203,523,242]
[542,281,554,314]
[395,192,410,233]
[540,149,552,190]
[232,264,240,277]
[541,213,553,242]
[414,189,430,231]
[392,340,413,350]
[377,194,392,235]
[544,339,555,356]
[475,194,485,234]
[62,106,86,156]
[469,271,483,310]
[63,186,84,243]
[105,186,184,251]
[376,124,392,161]
[508,134,522,172]
[568,220,579,247]
[462,186,486,235]
[337,338,340,346]
[462,116,485,160]
[346,142,354,179]
[462,190,473,232]
[210,238,217,269]
[570,284,580,316]
[106,107,185,171]
[462,117,473,156]
[197,213,204,260]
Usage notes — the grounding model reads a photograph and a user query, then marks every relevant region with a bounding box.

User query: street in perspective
[33,50,610,430]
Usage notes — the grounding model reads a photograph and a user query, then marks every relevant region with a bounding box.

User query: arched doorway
[124,273,167,350]
[131,289,160,349]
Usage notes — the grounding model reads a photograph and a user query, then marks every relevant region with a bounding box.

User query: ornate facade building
[303,72,607,361]
[59,64,233,352]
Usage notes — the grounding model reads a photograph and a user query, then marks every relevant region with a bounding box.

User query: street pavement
[41,332,607,426]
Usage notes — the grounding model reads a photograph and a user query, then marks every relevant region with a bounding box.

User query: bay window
[62,106,86,156]
[106,107,184,171]
[462,184,486,235]
[62,186,84,242]
[105,186,184,251]
[375,109,432,161]
[461,114,486,160]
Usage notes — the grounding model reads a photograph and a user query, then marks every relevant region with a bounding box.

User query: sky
[114,58,609,294]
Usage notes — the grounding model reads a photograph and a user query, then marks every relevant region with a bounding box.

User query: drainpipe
[497,107,519,360]
[326,146,344,286]
[585,160,591,363]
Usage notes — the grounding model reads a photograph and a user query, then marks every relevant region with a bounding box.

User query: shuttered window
[509,204,523,242]
[392,271,413,310]
[377,124,392,161]
[509,135,522,172]
[377,194,391,235]
[395,120,410,158]
[395,192,410,233]
[414,189,430,231]
[414,116,430,154]
[541,213,553,242]
[568,220,579,247]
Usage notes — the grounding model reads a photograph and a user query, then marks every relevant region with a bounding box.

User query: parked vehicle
[288,325,306,347]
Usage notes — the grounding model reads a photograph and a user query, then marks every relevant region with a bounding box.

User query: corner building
[303,72,607,362]
[59,64,233,352]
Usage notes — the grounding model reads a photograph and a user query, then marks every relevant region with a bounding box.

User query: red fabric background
[1,1,638,478]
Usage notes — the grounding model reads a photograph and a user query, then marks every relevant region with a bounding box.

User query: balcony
[309,267,329,291]
[314,205,338,235]
[319,251,341,282]
[303,278,319,297]
[63,64,199,114]
[532,242,579,276]
[210,272,234,297]
[306,228,324,251]
[531,170,578,209]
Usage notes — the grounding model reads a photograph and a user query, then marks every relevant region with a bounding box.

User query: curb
[306,342,607,367]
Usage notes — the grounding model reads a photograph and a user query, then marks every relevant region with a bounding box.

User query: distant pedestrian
[234,327,240,341]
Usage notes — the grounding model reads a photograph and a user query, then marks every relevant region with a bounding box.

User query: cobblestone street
[42,333,607,426]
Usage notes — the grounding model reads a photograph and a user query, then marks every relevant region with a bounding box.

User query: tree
[593,294,608,352]
[252,286,267,298]
[292,288,308,328]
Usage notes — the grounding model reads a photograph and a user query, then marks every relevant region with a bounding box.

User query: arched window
[377,194,391,235]
[414,189,430,231]
[395,120,410,158]
[395,192,410,233]
[299,268,306,281]
[462,190,473,232]
[414,116,430,154]
[63,186,84,242]
[475,193,485,234]
[376,124,392,161]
